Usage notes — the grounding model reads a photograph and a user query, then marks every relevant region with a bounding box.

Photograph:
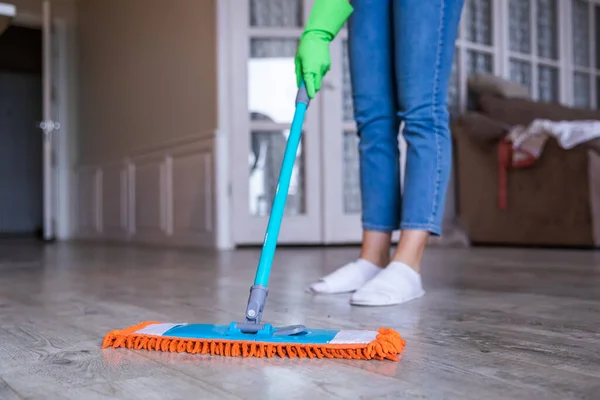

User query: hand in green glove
[295,0,353,98]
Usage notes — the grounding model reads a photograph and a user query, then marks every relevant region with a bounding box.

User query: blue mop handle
[253,84,310,287]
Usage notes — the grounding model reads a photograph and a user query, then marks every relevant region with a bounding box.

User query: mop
[102,84,406,361]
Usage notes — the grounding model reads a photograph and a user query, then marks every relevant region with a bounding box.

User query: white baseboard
[73,135,217,248]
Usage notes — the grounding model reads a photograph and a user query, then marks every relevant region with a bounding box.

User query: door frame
[224,0,325,246]
[12,8,75,241]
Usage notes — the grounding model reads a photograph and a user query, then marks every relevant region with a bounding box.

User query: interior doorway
[0,25,44,238]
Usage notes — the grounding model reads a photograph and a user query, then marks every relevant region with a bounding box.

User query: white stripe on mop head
[329,330,378,344]
[135,323,186,336]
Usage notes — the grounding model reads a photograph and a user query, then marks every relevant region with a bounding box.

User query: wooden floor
[0,241,598,399]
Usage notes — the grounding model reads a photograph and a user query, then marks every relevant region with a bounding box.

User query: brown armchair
[453,95,600,248]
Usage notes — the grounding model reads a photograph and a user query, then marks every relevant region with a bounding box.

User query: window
[571,0,600,108]
[450,0,600,115]
[508,0,560,102]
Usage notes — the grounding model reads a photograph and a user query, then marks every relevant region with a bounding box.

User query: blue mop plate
[134,322,379,345]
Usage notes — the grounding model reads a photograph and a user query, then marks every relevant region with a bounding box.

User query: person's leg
[351,0,464,305]
[308,0,400,294]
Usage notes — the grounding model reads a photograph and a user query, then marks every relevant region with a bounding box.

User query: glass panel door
[231,0,322,245]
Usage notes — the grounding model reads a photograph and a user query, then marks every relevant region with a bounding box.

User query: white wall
[74,0,220,248]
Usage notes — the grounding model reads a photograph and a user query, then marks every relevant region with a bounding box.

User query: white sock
[350,261,425,306]
[308,259,381,294]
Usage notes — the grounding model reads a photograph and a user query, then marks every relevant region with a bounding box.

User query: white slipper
[308,259,381,294]
[350,261,425,306]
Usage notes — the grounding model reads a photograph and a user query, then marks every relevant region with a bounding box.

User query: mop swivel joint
[237,284,307,336]
[232,285,269,334]
[245,284,268,324]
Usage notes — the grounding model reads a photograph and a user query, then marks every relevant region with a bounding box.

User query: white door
[40,0,59,241]
[231,0,323,245]
[230,0,370,245]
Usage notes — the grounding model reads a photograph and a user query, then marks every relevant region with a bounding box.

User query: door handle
[38,120,61,133]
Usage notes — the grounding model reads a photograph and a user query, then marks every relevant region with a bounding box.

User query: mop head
[102,322,406,361]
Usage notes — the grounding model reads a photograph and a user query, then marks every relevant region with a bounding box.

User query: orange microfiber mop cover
[102,322,406,361]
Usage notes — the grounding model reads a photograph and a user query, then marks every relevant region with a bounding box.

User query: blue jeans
[348,0,464,236]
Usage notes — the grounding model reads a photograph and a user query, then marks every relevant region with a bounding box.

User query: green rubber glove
[295,0,353,98]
